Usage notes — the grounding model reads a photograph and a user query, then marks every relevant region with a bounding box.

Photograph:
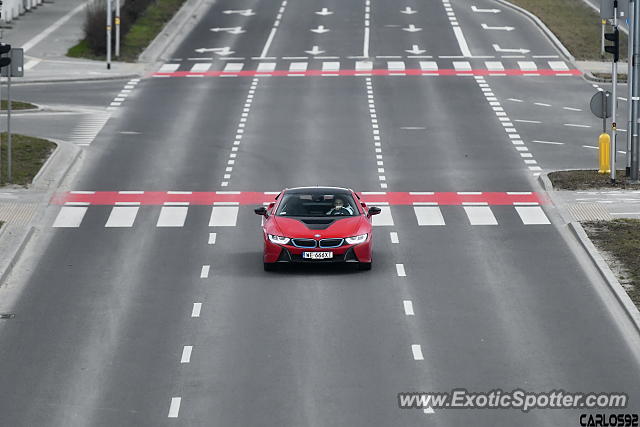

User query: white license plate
[303,251,333,260]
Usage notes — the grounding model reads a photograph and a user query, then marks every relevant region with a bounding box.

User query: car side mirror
[367,206,381,217]
[254,206,268,216]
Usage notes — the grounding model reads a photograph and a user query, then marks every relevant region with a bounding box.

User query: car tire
[358,262,372,271]
[264,262,277,272]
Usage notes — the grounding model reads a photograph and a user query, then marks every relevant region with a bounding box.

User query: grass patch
[548,169,640,190]
[0,100,37,111]
[591,72,628,83]
[584,219,640,307]
[0,133,56,186]
[119,0,187,61]
[67,39,104,60]
[67,0,187,61]
[507,0,628,61]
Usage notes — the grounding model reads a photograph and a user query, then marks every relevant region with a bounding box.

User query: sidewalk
[555,189,640,221]
[1,0,144,83]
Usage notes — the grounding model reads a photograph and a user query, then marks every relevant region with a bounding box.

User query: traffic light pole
[115,0,120,58]
[628,0,635,176]
[632,0,640,182]
[611,1,619,183]
[7,73,11,183]
[106,0,112,69]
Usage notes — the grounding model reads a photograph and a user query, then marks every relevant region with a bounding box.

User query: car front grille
[291,238,317,248]
[319,238,344,248]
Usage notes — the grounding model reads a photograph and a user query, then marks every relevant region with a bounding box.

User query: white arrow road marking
[401,6,417,14]
[310,25,330,33]
[471,5,501,13]
[315,7,333,15]
[402,24,422,32]
[210,26,245,34]
[492,44,530,54]
[223,9,255,16]
[481,23,514,31]
[406,44,426,54]
[194,47,234,55]
[305,45,325,55]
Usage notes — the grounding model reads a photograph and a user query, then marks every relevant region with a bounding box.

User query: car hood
[268,215,369,239]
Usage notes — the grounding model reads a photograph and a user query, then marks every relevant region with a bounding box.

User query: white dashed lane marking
[168,397,181,418]
[191,303,202,318]
[200,265,210,279]
[403,300,415,316]
[396,263,407,277]
[411,344,424,360]
[181,346,193,363]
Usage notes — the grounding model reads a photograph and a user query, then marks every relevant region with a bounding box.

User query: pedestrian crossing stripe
[51,204,552,228]
[153,60,579,78]
[51,191,546,206]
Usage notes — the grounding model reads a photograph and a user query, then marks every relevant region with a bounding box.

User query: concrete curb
[494,0,576,64]
[14,73,142,85]
[0,225,35,286]
[0,138,81,286]
[539,173,640,335]
[139,0,211,64]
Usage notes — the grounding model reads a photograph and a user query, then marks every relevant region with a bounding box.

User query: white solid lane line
[157,205,188,227]
[209,206,240,226]
[396,263,407,277]
[515,206,551,225]
[453,27,472,57]
[463,206,498,225]
[105,205,139,227]
[532,140,565,145]
[181,346,193,363]
[52,206,88,228]
[390,232,399,243]
[413,206,446,226]
[200,265,210,279]
[168,397,181,418]
[411,344,424,360]
[260,28,278,59]
[191,303,202,318]
[403,300,415,316]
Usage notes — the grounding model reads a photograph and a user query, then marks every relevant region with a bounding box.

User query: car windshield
[276,191,359,217]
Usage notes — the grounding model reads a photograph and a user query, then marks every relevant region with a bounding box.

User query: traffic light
[605,28,620,62]
[0,44,11,69]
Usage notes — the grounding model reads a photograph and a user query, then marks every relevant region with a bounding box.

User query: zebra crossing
[154,59,578,78]
[68,112,111,146]
[52,203,550,229]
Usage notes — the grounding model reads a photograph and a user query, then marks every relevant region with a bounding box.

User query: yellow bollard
[599,133,611,174]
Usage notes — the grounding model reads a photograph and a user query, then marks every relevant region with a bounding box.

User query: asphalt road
[1,0,640,425]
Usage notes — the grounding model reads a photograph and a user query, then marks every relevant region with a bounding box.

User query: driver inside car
[326,197,354,216]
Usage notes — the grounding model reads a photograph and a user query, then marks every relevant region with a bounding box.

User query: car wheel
[358,262,372,271]
[264,262,277,272]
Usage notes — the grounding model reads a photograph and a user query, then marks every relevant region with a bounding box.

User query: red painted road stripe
[52,192,547,205]
[152,68,581,78]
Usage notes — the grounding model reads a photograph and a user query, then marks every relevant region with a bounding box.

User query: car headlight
[345,234,368,244]
[268,234,291,245]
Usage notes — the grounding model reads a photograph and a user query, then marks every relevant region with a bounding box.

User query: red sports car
[255,187,381,271]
